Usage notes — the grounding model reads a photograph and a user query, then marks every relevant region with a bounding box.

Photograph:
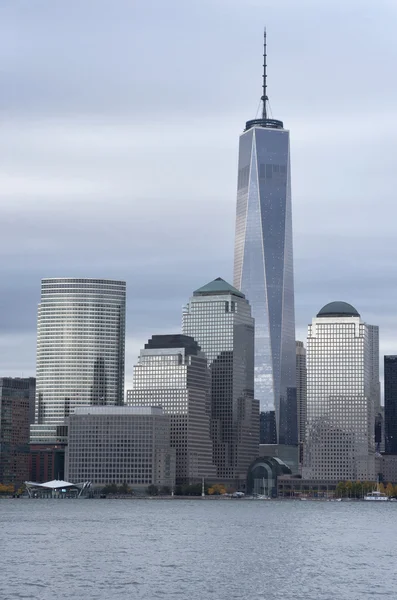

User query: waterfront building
[182,278,259,484]
[66,406,175,490]
[127,335,215,484]
[384,356,397,454]
[246,456,291,497]
[233,31,297,445]
[33,278,126,441]
[303,302,376,481]
[277,476,339,499]
[0,378,35,487]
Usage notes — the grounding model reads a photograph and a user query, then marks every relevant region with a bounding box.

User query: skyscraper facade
[303,302,375,481]
[182,278,259,483]
[233,32,296,444]
[384,356,397,454]
[127,335,216,484]
[0,378,35,486]
[296,341,307,449]
[34,278,126,432]
[66,406,175,490]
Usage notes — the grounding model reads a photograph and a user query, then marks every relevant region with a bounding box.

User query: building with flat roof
[33,278,126,438]
[65,406,175,490]
[127,335,215,484]
[296,341,307,455]
[384,356,397,455]
[0,378,35,487]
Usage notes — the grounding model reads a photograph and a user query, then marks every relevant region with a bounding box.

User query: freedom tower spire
[261,28,267,120]
[233,31,297,445]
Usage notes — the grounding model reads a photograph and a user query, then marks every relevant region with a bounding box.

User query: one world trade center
[233,31,297,445]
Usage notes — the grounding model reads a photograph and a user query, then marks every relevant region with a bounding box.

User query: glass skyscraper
[233,32,296,444]
[34,278,126,435]
[384,356,397,454]
[182,278,259,484]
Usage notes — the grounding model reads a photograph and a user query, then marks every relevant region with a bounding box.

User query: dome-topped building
[316,301,360,318]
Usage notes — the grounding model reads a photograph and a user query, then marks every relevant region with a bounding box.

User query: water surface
[1,499,395,599]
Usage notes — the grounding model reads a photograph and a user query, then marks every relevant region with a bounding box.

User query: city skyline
[2,2,397,391]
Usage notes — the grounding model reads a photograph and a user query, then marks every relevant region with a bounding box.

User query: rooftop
[193,277,245,299]
[317,301,360,318]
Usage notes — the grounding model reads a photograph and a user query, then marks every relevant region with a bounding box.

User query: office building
[127,335,215,484]
[233,31,296,444]
[384,356,397,454]
[66,406,175,490]
[296,341,307,460]
[303,302,375,481]
[33,278,126,442]
[182,278,259,484]
[260,411,276,445]
[0,378,35,487]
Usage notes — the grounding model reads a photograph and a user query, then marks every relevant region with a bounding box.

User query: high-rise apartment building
[296,341,307,449]
[384,356,397,454]
[127,335,216,484]
[182,278,259,484]
[233,32,296,445]
[32,278,126,443]
[0,378,35,486]
[303,302,375,481]
[66,406,175,490]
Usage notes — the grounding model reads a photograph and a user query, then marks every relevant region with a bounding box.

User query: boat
[364,481,389,502]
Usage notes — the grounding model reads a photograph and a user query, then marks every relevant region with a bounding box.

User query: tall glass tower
[233,31,296,444]
[34,278,126,433]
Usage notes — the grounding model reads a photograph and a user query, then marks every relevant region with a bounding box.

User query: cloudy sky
[1,0,397,392]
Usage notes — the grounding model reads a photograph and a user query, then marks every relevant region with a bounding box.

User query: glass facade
[35,278,126,428]
[66,406,175,489]
[384,356,397,454]
[0,378,35,486]
[296,341,307,449]
[303,303,375,480]
[127,335,216,484]
[182,278,259,483]
[233,124,297,444]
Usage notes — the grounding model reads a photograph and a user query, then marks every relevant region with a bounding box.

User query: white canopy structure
[25,479,91,497]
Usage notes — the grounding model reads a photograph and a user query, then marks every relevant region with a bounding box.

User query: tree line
[336,481,397,498]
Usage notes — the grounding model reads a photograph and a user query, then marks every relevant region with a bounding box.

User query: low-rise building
[65,406,175,491]
[278,475,339,498]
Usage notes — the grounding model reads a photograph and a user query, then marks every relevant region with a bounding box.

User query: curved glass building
[35,278,126,426]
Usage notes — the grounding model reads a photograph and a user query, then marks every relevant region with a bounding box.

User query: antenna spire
[261,28,268,120]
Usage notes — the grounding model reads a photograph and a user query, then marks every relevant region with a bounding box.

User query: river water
[1,498,395,599]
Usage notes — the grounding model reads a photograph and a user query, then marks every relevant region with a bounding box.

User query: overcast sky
[1,0,397,393]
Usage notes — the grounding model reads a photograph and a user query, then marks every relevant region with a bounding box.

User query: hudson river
[1,499,395,599]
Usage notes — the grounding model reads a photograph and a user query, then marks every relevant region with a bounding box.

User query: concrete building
[66,406,175,490]
[233,32,297,445]
[0,378,35,487]
[127,335,215,484]
[303,302,375,481]
[182,278,259,485]
[384,356,397,454]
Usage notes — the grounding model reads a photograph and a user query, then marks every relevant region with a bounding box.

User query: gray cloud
[1,0,397,394]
